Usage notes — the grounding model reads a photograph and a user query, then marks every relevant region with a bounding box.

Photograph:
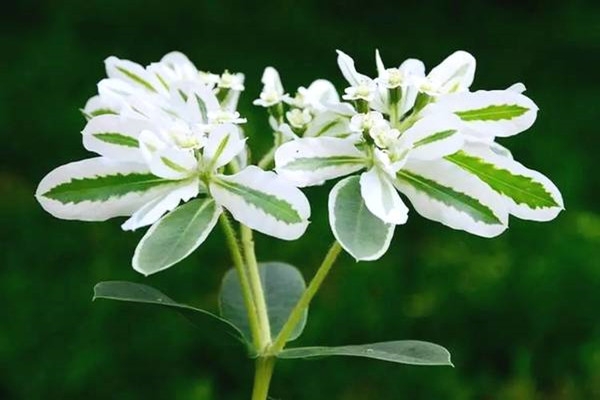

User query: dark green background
[2,0,599,398]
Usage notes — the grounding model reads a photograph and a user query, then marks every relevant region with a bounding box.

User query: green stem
[270,241,343,353]
[251,357,276,400]
[257,145,276,170]
[241,225,272,350]
[219,214,261,350]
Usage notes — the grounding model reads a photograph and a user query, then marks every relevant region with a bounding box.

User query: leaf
[210,166,310,240]
[275,137,365,187]
[279,340,453,367]
[93,281,246,344]
[219,262,308,344]
[395,158,508,238]
[446,145,563,221]
[328,175,395,261]
[433,90,538,137]
[132,198,222,275]
[36,157,179,221]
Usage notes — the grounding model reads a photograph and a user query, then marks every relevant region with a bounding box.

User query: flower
[275,50,563,261]
[37,52,311,275]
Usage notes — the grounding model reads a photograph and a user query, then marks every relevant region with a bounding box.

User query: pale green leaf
[93,281,245,344]
[219,262,307,344]
[279,340,453,366]
[133,198,222,275]
[328,176,394,261]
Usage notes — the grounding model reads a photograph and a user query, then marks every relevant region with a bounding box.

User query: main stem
[270,241,342,353]
[252,357,275,400]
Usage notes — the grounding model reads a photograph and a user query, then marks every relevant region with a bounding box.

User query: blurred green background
[1,0,599,398]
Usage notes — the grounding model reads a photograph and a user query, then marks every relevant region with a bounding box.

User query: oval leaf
[328,175,395,261]
[219,262,307,344]
[93,281,245,344]
[133,198,222,276]
[278,340,453,367]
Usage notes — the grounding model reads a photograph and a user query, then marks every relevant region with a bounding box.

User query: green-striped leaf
[279,341,453,367]
[93,132,139,148]
[42,171,171,204]
[219,262,307,346]
[115,65,157,92]
[397,170,501,225]
[133,198,222,275]
[414,129,457,147]
[432,90,538,137]
[394,158,508,238]
[93,281,246,345]
[446,146,563,221]
[275,137,365,187]
[328,176,394,261]
[209,166,310,240]
[455,104,528,121]
[36,158,178,222]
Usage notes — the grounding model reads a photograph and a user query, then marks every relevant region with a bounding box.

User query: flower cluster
[271,50,563,260]
[36,52,310,275]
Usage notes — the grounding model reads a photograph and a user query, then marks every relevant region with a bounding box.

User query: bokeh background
[1,0,599,398]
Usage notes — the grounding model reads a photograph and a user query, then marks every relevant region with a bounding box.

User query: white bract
[275,49,563,261]
[37,52,311,275]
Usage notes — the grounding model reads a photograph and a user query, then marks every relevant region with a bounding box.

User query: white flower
[286,108,313,129]
[217,70,245,91]
[416,50,476,96]
[253,67,286,108]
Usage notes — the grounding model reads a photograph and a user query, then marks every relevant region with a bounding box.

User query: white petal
[375,49,386,76]
[275,137,366,187]
[360,168,409,225]
[395,158,509,237]
[507,82,526,93]
[122,180,199,231]
[36,157,177,221]
[427,50,476,93]
[336,50,372,86]
[203,123,247,169]
[261,66,284,95]
[149,147,197,180]
[82,115,153,162]
[210,166,310,240]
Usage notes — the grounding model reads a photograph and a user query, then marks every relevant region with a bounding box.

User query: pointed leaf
[279,340,453,366]
[395,158,508,238]
[329,176,395,261]
[446,145,563,221]
[219,262,307,343]
[93,281,245,344]
[275,137,365,187]
[36,157,179,221]
[132,198,222,275]
[434,90,538,137]
[210,166,310,240]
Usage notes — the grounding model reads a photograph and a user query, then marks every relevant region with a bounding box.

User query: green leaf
[41,172,174,204]
[328,176,394,261]
[279,341,453,366]
[133,198,222,276]
[455,104,528,121]
[396,170,501,225]
[446,151,560,208]
[219,262,307,344]
[212,178,302,224]
[93,281,245,344]
[93,132,139,148]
